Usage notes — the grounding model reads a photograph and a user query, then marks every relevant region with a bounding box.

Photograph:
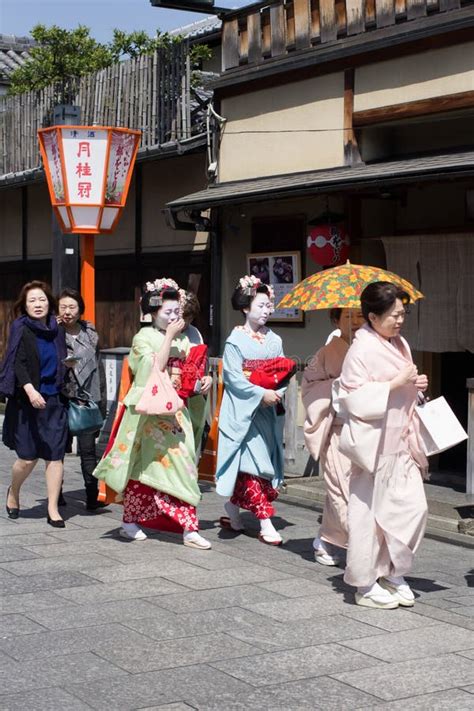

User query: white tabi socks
[224,500,245,531]
[259,517,282,544]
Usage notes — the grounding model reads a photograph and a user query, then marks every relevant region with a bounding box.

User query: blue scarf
[0,315,66,397]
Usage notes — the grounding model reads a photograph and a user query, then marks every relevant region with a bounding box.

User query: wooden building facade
[168,0,474,481]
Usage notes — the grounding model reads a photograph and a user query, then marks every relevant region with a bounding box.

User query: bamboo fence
[0,42,195,176]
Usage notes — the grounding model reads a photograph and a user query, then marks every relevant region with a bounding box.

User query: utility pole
[51,104,81,295]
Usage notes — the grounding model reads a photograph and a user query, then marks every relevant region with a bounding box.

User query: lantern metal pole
[81,235,95,323]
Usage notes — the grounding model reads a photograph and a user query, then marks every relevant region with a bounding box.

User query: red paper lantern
[307,223,350,266]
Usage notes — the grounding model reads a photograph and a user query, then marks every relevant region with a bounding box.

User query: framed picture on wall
[246,251,303,323]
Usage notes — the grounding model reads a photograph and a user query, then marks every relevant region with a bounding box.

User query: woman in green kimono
[93,278,211,549]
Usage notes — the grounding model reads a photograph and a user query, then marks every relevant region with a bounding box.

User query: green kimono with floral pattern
[93,326,201,507]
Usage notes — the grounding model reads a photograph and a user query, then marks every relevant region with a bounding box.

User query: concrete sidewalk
[281,476,474,541]
[0,449,473,710]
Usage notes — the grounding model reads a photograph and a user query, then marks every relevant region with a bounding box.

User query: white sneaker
[379,576,415,607]
[119,522,147,541]
[312,537,341,567]
[183,531,212,550]
[355,582,399,609]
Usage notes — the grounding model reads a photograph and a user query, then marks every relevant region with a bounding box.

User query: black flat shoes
[6,486,19,519]
[47,516,65,529]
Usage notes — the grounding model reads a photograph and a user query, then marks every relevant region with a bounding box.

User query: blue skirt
[3,394,68,461]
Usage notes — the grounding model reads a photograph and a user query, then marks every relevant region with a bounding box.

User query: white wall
[355,42,474,111]
[219,73,345,182]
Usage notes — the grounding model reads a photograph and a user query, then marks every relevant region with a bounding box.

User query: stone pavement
[0,449,473,710]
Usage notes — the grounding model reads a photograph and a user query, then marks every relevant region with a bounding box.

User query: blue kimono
[215,327,285,497]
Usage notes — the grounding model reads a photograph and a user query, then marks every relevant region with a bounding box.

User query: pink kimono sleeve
[302,349,334,461]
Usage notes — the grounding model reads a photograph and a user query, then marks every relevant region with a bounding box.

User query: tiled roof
[167,150,474,210]
[0,34,35,81]
[169,16,222,40]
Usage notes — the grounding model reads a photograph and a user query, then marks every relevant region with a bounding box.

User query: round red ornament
[307,223,350,266]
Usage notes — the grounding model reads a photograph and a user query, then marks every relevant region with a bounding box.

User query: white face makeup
[25,288,49,321]
[154,300,181,331]
[245,292,273,330]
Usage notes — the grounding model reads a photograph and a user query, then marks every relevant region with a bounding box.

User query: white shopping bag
[415,396,468,456]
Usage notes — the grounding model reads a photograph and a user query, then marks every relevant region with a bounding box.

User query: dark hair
[58,288,85,315]
[183,291,200,322]
[141,287,180,315]
[329,308,342,325]
[360,281,410,326]
[231,283,271,314]
[14,280,56,318]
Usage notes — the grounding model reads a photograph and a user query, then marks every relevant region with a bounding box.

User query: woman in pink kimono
[302,308,364,566]
[333,282,429,609]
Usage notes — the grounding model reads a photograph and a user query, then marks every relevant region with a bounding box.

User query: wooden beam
[353,90,474,127]
[344,68,362,166]
[407,0,427,20]
[222,19,240,71]
[248,11,263,64]
[375,0,396,28]
[270,3,286,56]
[294,0,311,50]
[346,0,366,35]
[319,0,338,43]
[439,0,460,9]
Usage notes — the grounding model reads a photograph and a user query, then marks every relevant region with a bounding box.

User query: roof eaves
[166,151,474,211]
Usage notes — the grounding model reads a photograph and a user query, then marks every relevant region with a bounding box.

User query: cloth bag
[247,357,297,390]
[135,355,184,416]
[68,397,104,435]
[178,344,208,399]
[416,396,468,456]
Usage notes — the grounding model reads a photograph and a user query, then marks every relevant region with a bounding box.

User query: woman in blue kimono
[216,276,286,545]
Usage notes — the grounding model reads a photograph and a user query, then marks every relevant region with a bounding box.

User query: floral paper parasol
[277,262,423,311]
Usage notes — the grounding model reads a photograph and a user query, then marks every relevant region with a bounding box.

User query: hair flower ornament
[142,277,185,312]
[145,278,179,294]
[237,275,275,311]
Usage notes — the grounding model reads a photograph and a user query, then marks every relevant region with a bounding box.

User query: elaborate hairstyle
[231,275,275,313]
[58,288,85,315]
[182,291,200,322]
[140,278,185,315]
[14,280,56,318]
[360,281,410,326]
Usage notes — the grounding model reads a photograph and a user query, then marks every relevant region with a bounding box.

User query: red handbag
[245,357,297,390]
[178,344,208,399]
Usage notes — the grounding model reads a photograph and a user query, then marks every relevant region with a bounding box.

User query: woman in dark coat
[1,281,68,528]
[58,288,106,510]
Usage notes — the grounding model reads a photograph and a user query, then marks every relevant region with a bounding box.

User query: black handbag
[68,392,104,436]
